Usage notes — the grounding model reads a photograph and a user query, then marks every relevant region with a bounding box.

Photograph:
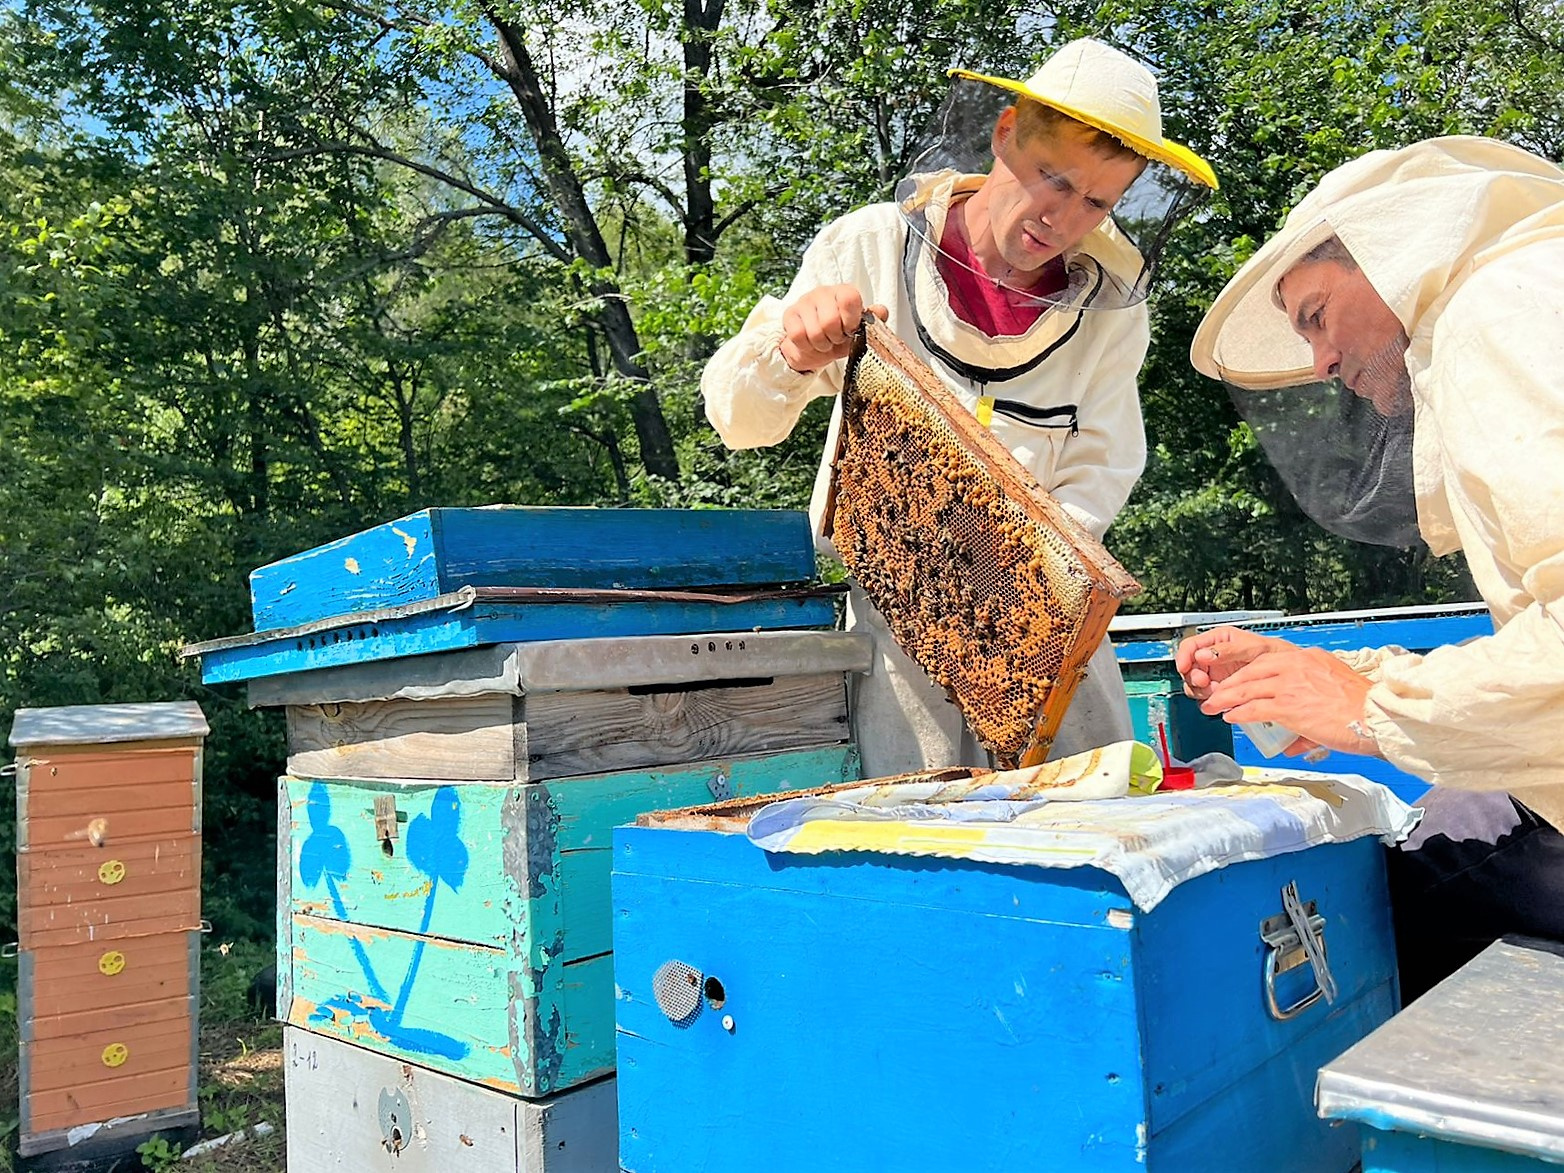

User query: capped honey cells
[826,319,1141,768]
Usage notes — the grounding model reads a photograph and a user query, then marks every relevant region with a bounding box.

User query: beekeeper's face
[983,107,1144,276]
[1277,259,1412,417]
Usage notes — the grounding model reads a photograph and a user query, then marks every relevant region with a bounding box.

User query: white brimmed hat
[952,39,1217,190]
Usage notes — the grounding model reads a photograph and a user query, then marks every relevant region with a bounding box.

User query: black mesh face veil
[1224,330,1421,548]
[895,78,1208,316]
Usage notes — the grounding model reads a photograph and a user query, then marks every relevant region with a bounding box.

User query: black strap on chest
[901,224,1106,386]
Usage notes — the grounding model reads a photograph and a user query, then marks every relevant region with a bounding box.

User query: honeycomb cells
[831,323,1136,767]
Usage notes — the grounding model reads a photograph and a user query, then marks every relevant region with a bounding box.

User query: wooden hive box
[283,1027,617,1172]
[612,782,1402,1172]
[269,631,871,1097]
[10,702,207,1161]
[185,506,840,686]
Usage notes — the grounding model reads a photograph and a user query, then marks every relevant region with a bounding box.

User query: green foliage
[137,1134,183,1171]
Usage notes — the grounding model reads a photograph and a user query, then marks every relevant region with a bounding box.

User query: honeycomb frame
[824,318,1142,768]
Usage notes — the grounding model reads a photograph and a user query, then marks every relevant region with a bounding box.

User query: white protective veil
[1192,136,1564,549]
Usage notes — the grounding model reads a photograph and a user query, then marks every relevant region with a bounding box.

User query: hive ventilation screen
[825,319,1141,768]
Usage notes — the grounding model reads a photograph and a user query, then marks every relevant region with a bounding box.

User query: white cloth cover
[703,175,1147,773]
[1191,137,1564,827]
[746,754,1421,913]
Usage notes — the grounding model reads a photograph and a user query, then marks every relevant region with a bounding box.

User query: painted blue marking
[297,783,470,1060]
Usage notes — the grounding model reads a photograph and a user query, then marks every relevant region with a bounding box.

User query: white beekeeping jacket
[702,172,1150,543]
[701,173,1149,776]
[1192,137,1564,828]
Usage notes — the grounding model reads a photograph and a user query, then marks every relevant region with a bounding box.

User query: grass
[0,939,287,1173]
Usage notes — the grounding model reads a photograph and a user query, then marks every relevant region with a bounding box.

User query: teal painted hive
[1111,611,1282,762]
[268,631,871,1097]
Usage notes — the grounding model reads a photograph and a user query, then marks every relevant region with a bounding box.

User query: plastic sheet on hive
[825,319,1140,767]
[742,761,1421,912]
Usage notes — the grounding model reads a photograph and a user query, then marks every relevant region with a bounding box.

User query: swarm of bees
[827,320,1140,768]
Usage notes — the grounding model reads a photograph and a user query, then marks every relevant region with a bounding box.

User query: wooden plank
[283,777,519,948]
[283,745,858,953]
[249,629,874,708]
[277,775,294,1023]
[28,993,195,1043]
[524,673,849,781]
[25,1019,193,1090]
[286,693,521,782]
[196,596,839,685]
[288,915,519,1091]
[18,748,199,850]
[24,1065,192,1136]
[1358,1129,1549,1173]
[19,837,200,942]
[27,934,195,1020]
[21,889,202,949]
[249,506,816,632]
[287,915,614,1095]
[284,674,848,783]
[282,1027,618,1173]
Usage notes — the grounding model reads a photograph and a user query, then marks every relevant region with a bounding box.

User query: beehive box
[1229,604,1492,802]
[187,507,839,685]
[1318,937,1564,1172]
[10,702,207,1161]
[283,1027,617,1172]
[270,631,869,1096]
[613,787,1400,1172]
[1110,611,1283,762]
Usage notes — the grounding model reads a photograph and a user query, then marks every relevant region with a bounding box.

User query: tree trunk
[482,7,680,481]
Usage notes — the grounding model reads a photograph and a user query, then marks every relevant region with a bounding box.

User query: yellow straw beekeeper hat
[952,39,1218,190]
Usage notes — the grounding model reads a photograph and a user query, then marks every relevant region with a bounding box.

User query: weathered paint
[612,827,1395,1172]
[197,595,838,685]
[287,915,616,1095]
[282,1026,618,1172]
[249,506,818,632]
[281,744,859,1094]
[13,714,204,1159]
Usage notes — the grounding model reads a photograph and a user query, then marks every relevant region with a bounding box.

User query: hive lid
[9,701,209,748]
[1318,937,1564,1158]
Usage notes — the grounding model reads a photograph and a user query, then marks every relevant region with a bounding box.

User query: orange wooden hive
[10,702,207,1161]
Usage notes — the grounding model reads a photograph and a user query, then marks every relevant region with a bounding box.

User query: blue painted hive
[183,507,839,684]
[613,770,1410,1172]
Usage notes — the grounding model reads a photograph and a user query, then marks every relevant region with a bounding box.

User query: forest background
[0,0,1558,1020]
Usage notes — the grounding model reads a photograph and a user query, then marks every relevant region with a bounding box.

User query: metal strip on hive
[826,318,1141,767]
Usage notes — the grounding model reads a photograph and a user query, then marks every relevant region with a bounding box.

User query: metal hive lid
[9,701,209,748]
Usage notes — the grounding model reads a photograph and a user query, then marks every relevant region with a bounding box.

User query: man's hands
[1175,626,1381,758]
[779,285,889,374]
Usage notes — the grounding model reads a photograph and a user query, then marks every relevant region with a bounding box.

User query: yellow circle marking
[101,1043,129,1068]
[98,860,127,885]
[98,951,126,976]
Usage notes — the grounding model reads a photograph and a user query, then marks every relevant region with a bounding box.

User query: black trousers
[1387,787,1564,1002]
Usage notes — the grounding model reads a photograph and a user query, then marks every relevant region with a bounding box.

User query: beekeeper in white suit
[702,38,1218,776]
[1177,136,1564,998]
